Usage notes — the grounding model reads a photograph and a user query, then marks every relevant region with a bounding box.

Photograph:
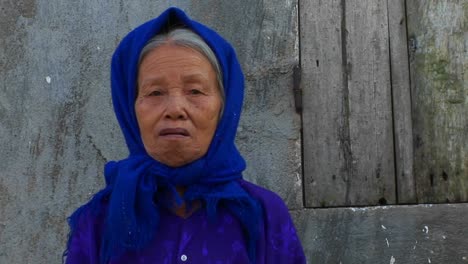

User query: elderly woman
[64,7,305,264]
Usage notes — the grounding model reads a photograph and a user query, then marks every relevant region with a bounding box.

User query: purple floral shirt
[65,180,306,264]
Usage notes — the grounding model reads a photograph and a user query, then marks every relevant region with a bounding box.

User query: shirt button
[180,254,188,262]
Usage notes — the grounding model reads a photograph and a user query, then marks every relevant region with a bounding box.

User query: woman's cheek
[141,98,163,114]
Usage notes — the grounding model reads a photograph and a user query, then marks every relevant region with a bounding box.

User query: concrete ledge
[291,204,468,264]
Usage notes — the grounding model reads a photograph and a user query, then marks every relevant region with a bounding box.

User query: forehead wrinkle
[140,68,210,84]
[141,57,204,73]
[140,62,212,84]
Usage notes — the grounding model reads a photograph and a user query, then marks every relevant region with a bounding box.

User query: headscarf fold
[65,7,262,264]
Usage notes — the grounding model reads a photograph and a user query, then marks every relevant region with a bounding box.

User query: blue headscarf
[65,7,262,264]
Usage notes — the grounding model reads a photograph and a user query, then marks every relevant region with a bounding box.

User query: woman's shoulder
[238,180,306,263]
[238,179,290,216]
[71,197,108,227]
[64,199,108,263]
[68,197,108,241]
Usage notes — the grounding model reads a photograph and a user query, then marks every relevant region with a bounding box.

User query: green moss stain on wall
[408,0,468,203]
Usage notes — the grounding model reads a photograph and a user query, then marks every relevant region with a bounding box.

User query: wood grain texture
[301,0,347,207]
[345,0,396,205]
[406,0,468,203]
[388,0,416,203]
[292,203,468,264]
[302,0,396,207]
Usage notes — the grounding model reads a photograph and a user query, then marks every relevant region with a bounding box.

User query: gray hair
[138,28,225,104]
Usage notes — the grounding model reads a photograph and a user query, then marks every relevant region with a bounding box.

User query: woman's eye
[148,90,162,96]
[189,89,203,95]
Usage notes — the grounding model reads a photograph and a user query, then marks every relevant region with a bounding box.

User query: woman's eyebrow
[140,76,167,87]
[182,73,209,82]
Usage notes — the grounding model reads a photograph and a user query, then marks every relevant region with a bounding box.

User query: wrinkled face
[135,44,222,167]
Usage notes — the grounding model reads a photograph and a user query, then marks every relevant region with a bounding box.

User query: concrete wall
[0,1,300,263]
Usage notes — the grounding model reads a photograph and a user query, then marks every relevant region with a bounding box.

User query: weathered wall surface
[407,0,468,203]
[300,0,467,208]
[300,0,397,207]
[292,204,468,264]
[297,0,467,263]
[0,1,300,263]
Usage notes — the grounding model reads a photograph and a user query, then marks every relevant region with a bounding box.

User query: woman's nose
[164,95,187,120]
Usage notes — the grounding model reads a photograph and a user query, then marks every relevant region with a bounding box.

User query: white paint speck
[295,172,301,183]
[350,207,369,212]
[428,258,431,263]
[390,256,396,264]
[423,226,429,234]
[46,76,51,84]
[385,237,390,247]
[97,46,101,51]
[462,256,466,260]
[442,235,447,239]
[381,225,387,230]
[413,240,418,250]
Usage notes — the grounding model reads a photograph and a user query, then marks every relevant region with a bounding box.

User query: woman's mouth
[159,128,190,138]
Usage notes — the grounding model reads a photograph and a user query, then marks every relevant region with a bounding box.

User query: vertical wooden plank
[301,0,348,207]
[345,0,396,205]
[407,0,468,203]
[302,0,396,207]
[388,0,416,203]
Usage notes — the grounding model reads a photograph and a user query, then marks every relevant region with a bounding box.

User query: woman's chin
[149,151,203,168]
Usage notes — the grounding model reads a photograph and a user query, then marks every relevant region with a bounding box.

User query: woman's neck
[173,186,201,219]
